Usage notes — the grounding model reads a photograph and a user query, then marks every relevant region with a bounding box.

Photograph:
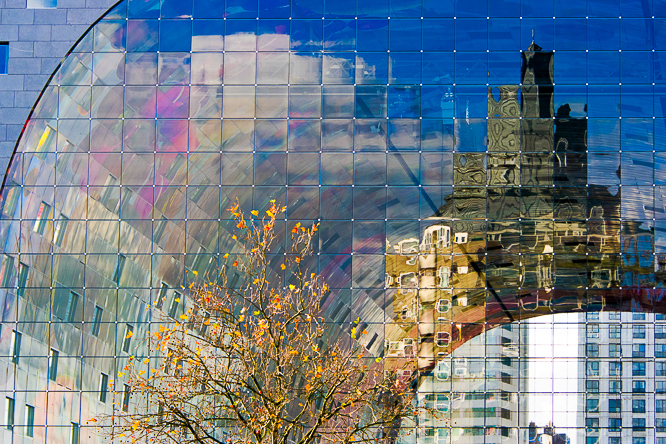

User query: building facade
[0,0,664,443]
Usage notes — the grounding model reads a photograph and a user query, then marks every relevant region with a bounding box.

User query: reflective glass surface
[1,0,666,442]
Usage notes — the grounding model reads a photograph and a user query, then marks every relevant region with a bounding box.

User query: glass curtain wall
[0,0,664,443]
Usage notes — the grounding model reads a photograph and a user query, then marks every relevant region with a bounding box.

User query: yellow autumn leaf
[289,284,295,290]
[375,357,382,362]
[180,315,188,320]
[175,298,180,303]
[280,264,286,270]
[266,209,275,217]
[192,270,198,276]
[251,210,259,217]
[125,330,133,339]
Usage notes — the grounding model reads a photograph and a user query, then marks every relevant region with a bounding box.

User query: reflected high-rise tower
[384,42,593,443]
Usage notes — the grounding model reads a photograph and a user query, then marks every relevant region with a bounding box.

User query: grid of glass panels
[0,0,665,442]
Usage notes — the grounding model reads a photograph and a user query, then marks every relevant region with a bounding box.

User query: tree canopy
[97,200,417,444]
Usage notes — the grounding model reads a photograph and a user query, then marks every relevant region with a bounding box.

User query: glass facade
[0,0,665,442]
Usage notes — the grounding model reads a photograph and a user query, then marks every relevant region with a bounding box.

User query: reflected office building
[0,0,664,443]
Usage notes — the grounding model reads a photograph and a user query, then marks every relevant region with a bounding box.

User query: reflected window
[5,397,13,430]
[609,325,621,339]
[454,232,468,244]
[609,380,622,393]
[586,361,599,376]
[633,438,646,444]
[2,181,20,216]
[656,324,666,339]
[586,312,599,320]
[632,343,645,357]
[91,305,103,337]
[33,201,51,235]
[632,324,646,339]
[168,292,181,319]
[25,405,34,437]
[99,373,108,403]
[632,380,645,393]
[437,267,450,288]
[632,418,646,432]
[122,384,130,412]
[113,254,126,285]
[0,254,14,288]
[585,398,599,412]
[122,324,133,353]
[632,399,646,413]
[658,420,666,433]
[65,291,79,323]
[608,417,621,432]
[657,399,666,413]
[632,312,646,320]
[435,298,451,314]
[633,361,646,376]
[609,343,621,357]
[656,381,666,393]
[585,418,599,433]
[586,380,599,393]
[658,362,666,376]
[586,343,599,357]
[157,283,168,309]
[608,312,621,321]
[71,422,79,444]
[609,361,622,376]
[16,262,28,298]
[10,330,20,365]
[49,349,58,381]
[608,399,621,413]
[586,324,599,339]
[54,216,69,247]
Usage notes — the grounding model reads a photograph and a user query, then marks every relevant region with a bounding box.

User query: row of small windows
[586,323,666,339]
[588,419,666,436]
[586,379,647,393]
[588,399,666,414]
[585,361,666,376]
[586,312,666,321]
[588,439,652,444]
[586,343,648,357]
[587,417,648,432]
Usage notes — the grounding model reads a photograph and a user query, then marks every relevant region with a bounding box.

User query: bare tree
[96,200,417,444]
